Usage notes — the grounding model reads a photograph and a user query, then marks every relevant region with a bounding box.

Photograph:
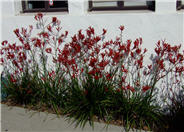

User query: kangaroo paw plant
[1,13,184,131]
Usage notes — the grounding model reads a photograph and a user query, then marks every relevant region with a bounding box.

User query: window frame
[88,0,155,11]
[22,1,68,13]
[177,0,184,10]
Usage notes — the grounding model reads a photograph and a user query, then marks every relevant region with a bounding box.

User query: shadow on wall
[1,75,8,101]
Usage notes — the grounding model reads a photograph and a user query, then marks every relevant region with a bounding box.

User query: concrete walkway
[1,104,145,132]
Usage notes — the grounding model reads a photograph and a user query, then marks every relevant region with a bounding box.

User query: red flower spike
[131,52,134,58]
[19,37,24,44]
[56,27,61,32]
[0,58,4,64]
[127,43,131,53]
[14,29,20,37]
[148,65,152,69]
[121,76,126,82]
[142,85,151,92]
[47,25,52,32]
[119,25,124,31]
[86,29,91,37]
[126,84,135,92]
[24,43,31,50]
[108,48,113,56]
[78,30,84,40]
[45,48,52,53]
[89,58,97,67]
[172,45,179,53]
[136,48,141,54]
[157,59,165,69]
[98,60,109,68]
[65,31,68,37]
[29,25,33,32]
[105,87,108,92]
[112,51,120,63]
[34,39,42,48]
[169,57,176,64]
[121,86,126,90]
[72,35,77,42]
[28,60,31,63]
[2,40,8,46]
[35,13,43,20]
[0,50,4,55]
[133,39,139,49]
[52,17,57,23]
[58,38,63,44]
[116,89,120,92]
[157,40,160,46]
[143,71,147,75]
[127,39,132,45]
[81,68,84,73]
[101,53,105,59]
[19,68,23,72]
[155,47,161,56]
[88,70,96,76]
[41,77,46,81]
[137,58,143,68]
[95,47,100,54]
[140,37,143,45]
[14,70,19,75]
[7,52,15,59]
[84,90,88,96]
[94,36,101,43]
[89,27,94,34]
[143,48,147,53]
[102,29,107,35]
[48,71,55,78]
[10,75,17,83]
[122,67,128,73]
[94,75,100,80]
[177,53,184,62]
[40,32,49,38]
[135,81,140,86]
[106,73,112,80]
[12,60,19,68]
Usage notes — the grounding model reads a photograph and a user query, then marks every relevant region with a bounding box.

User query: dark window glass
[27,1,45,9]
[22,0,68,13]
[177,0,184,10]
[89,0,155,11]
[50,1,68,8]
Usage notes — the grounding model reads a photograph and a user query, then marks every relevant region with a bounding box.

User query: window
[89,0,155,11]
[22,0,68,13]
[177,0,184,10]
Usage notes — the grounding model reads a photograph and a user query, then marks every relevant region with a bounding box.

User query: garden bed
[1,13,184,132]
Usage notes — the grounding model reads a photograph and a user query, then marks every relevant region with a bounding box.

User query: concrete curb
[1,104,147,132]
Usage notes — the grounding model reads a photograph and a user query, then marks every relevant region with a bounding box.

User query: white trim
[155,0,177,13]
[14,0,22,15]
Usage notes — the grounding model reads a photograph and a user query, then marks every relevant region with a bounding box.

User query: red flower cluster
[1,13,184,99]
[45,48,52,53]
[151,41,184,81]
[34,13,43,20]
[142,85,151,92]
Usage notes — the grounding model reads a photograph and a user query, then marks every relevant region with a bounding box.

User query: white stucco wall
[0,0,184,69]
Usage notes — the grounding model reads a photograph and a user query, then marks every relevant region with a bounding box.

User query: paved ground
[1,104,146,132]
